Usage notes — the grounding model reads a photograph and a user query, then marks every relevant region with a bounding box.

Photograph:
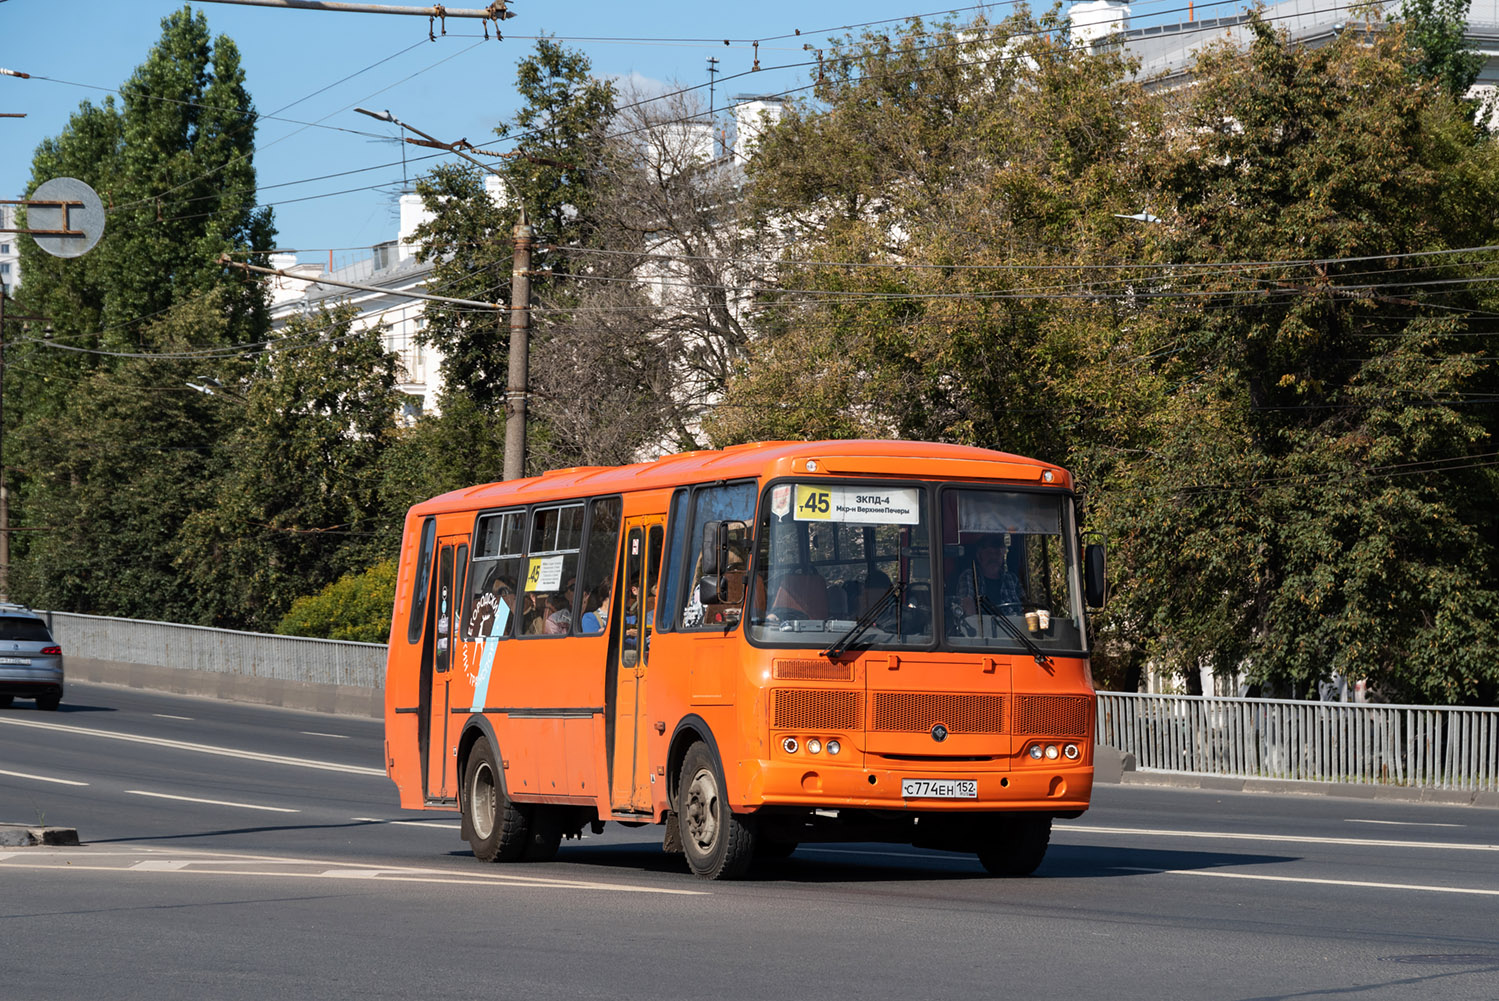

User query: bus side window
[656,489,689,633]
[463,510,526,641]
[577,497,622,635]
[406,517,437,645]
[678,482,757,632]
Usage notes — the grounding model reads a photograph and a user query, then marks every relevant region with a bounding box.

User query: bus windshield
[746,482,935,649]
[744,481,1088,655]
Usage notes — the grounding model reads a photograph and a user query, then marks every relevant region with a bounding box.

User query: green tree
[175,306,404,630]
[8,295,245,620]
[411,39,615,413]
[1121,18,1499,703]
[8,6,274,617]
[1397,0,1485,100]
[276,559,397,643]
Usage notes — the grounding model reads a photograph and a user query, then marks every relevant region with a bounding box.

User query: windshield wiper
[824,582,902,659]
[975,593,1052,669]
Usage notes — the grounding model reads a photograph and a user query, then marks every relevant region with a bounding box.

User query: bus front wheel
[677,742,756,880]
[976,813,1052,877]
[463,737,531,863]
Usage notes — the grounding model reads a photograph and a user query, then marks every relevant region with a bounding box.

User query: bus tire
[677,742,756,880]
[976,813,1052,877]
[463,737,530,863]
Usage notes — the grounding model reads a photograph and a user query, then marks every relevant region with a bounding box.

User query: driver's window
[677,482,757,632]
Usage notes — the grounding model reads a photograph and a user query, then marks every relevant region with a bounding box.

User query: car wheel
[34,693,61,712]
[0,694,12,709]
[463,736,531,862]
[677,741,756,879]
[976,814,1052,876]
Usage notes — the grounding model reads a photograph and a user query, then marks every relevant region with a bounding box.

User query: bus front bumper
[738,757,1093,815]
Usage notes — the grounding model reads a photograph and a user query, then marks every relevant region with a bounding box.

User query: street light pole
[355,106,536,480]
[504,209,533,481]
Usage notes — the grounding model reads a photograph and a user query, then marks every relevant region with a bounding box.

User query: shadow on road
[515,838,1298,883]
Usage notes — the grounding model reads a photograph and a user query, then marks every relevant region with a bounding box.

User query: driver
[955,533,1021,615]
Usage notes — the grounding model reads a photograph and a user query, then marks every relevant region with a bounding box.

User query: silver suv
[0,604,62,711]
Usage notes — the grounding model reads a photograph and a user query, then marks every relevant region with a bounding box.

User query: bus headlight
[807,738,823,755]
[782,737,799,754]
[1044,744,1060,760]
[1028,744,1044,760]
[827,740,841,756]
[1063,743,1080,760]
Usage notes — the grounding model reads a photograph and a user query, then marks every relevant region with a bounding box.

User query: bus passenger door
[608,516,664,814]
[423,537,466,802]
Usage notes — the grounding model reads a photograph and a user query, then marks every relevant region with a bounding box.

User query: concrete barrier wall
[47,612,387,719]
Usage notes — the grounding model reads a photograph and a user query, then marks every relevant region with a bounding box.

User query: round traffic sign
[28,177,106,259]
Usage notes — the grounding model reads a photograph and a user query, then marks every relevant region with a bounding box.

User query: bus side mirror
[1084,542,1107,608]
[701,521,724,576]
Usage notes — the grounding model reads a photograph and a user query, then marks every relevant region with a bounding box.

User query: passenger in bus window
[580,588,610,634]
[954,534,1021,615]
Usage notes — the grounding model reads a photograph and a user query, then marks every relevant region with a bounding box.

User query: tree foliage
[276,559,397,643]
[721,13,1499,704]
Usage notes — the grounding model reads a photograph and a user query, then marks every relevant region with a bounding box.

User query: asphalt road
[3,681,1497,1001]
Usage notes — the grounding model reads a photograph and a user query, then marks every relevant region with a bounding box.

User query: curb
[0,823,81,847]
[1090,749,1499,809]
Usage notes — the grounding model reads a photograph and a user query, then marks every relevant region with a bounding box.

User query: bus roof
[409,439,1072,518]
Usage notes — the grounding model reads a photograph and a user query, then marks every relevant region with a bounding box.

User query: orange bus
[384,440,1106,879]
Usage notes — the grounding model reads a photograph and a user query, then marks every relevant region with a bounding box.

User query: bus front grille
[871,692,1006,734]
[1012,695,1092,737]
[772,689,862,731]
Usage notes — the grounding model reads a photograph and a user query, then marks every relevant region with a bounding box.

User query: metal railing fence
[46,611,387,690]
[1097,691,1499,791]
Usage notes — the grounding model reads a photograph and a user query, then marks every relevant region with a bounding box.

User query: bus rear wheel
[677,742,756,880]
[976,814,1052,877]
[463,737,531,863]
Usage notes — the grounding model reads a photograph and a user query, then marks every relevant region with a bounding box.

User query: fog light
[1063,743,1080,760]
[1044,744,1060,760]
[827,740,841,755]
[782,737,799,754]
[807,738,822,755]
[1028,744,1044,760]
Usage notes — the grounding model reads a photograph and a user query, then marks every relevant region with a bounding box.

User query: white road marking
[125,790,300,813]
[352,816,462,830]
[152,714,193,721]
[301,731,349,739]
[0,767,88,787]
[1117,866,1499,897]
[0,847,706,895]
[1347,819,1464,828]
[0,715,384,776]
[1058,824,1499,853]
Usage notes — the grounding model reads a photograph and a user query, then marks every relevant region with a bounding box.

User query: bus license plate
[901,778,977,799]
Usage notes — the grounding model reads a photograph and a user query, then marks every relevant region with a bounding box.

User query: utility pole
[0,290,7,602]
[503,209,533,481]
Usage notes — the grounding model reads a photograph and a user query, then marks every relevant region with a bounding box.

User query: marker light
[1063,744,1080,760]
[782,737,799,754]
[1029,744,1044,760]
[1042,470,1055,483]
[827,740,841,756]
[1044,744,1060,760]
[807,738,823,755]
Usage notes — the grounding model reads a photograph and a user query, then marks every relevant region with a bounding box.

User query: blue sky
[1,0,1207,269]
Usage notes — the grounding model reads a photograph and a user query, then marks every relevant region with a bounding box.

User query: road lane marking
[301,731,349,739]
[0,849,706,895]
[0,768,88,787]
[1058,824,1499,853]
[1347,819,1464,828]
[1117,866,1499,897]
[0,715,385,776]
[125,790,300,813]
[153,714,193,721]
